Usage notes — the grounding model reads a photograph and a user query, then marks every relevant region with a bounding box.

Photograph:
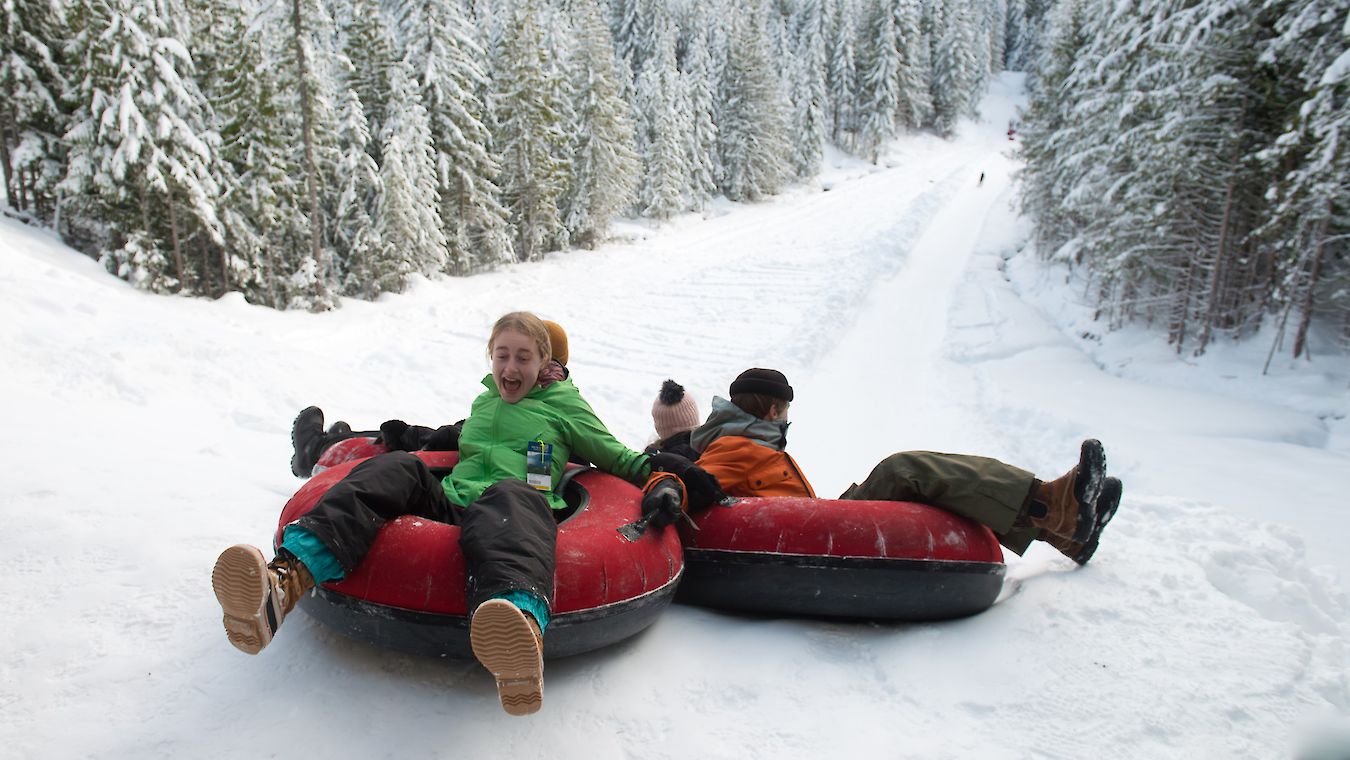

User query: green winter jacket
[442,375,651,510]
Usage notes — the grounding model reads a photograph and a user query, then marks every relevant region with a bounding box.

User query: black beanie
[729,368,793,402]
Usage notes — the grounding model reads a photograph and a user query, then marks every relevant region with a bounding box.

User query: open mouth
[500,376,523,396]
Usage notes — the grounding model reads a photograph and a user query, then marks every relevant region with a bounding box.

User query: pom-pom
[658,379,686,406]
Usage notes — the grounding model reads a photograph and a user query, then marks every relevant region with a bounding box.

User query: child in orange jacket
[676,368,1123,565]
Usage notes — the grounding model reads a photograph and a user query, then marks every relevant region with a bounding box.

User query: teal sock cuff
[280,525,346,585]
[492,590,551,633]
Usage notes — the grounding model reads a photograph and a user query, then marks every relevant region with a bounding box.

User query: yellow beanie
[543,320,568,365]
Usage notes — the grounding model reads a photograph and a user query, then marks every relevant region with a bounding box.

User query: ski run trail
[2,73,1348,759]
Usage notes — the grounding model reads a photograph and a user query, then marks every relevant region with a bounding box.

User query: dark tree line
[1017,0,1349,361]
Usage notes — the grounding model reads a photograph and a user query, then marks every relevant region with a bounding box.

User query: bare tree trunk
[1197,168,1239,354]
[0,107,19,211]
[1292,215,1328,360]
[0,69,19,212]
[140,184,152,241]
[1169,254,1194,354]
[219,240,230,298]
[168,192,185,290]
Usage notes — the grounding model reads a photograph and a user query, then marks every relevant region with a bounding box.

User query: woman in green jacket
[211,311,718,716]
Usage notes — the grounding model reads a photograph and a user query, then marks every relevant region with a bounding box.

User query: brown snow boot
[1024,439,1106,544]
[1042,477,1123,565]
[470,599,544,716]
[212,545,315,655]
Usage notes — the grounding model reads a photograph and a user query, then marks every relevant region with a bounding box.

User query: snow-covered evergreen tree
[1,0,67,219]
[982,0,1006,81]
[892,0,932,128]
[341,0,397,163]
[205,0,310,307]
[1138,0,1276,354]
[332,87,385,298]
[785,0,827,178]
[929,0,982,136]
[1016,0,1089,257]
[395,0,514,273]
[1018,0,1339,357]
[682,21,721,207]
[376,59,448,286]
[260,0,345,309]
[1260,0,1350,358]
[492,0,571,260]
[854,0,899,161]
[608,0,656,74]
[1003,0,1028,69]
[824,0,858,150]
[1006,0,1054,74]
[562,0,639,246]
[61,0,223,295]
[635,6,691,218]
[184,0,270,300]
[716,0,791,201]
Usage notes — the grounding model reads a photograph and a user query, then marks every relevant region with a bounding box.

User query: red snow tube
[312,436,388,472]
[275,451,683,659]
[676,496,1006,620]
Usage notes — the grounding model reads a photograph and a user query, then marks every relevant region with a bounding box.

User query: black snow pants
[293,451,558,611]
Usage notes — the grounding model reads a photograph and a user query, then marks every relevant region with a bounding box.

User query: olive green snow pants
[839,451,1040,554]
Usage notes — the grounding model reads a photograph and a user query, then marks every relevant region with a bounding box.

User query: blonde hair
[488,311,551,360]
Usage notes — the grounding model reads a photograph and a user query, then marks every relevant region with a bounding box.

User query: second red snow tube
[276,451,683,658]
[676,495,1006,620]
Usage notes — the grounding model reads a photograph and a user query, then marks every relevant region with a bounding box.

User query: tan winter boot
[212,545,314,655]
[1042,477,1123,565]
[470,599,544,716]
[1026,439,1106,544]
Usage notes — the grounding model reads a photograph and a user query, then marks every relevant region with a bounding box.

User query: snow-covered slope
[2,74,1347,759]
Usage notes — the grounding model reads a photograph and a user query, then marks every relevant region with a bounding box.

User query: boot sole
[290,406,325,478]
[470,600,543,716]
[1071,440,1106,543]
[212,545,273,655]
[1074,477,1122,565]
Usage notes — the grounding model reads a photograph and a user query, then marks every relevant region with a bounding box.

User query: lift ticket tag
[526,440,553,491]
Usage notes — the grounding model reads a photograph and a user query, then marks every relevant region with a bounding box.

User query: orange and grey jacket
[688,397,815,498]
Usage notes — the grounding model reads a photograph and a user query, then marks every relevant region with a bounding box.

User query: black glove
[641,478,684,528]
[379,419,413,450]
[422,423,460,451]
[648,452,727,511]
[380,420,461,451]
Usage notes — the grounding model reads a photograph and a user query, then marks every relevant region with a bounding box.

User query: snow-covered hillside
[3,75,1347,759]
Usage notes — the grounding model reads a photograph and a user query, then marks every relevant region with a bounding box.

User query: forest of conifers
[1,0,1345,358]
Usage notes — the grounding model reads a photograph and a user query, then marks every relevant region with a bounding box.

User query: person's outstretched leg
[291,451,455,570]
[211,546,314,654]
[839,441,1106,556]
[215,452,452,653]
[841,449,1039,551]
[461,480,556,715]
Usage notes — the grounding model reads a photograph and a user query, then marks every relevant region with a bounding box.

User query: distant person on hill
[212,311,724,715]
[647,368,1123,566]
